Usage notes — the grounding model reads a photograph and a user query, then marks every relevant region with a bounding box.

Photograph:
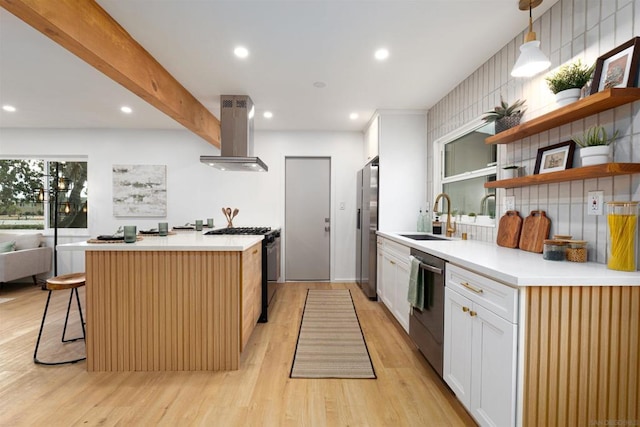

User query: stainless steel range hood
[200,95,268,172]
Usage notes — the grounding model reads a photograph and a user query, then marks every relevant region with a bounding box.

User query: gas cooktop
[205,227,273,235]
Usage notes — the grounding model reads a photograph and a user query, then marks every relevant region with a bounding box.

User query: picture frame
[534,141,575,175]
[590,37,640,95]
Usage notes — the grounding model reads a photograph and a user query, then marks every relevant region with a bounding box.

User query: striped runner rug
[290,289,376,379]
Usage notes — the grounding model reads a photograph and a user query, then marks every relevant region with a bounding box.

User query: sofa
[0,233,53,285]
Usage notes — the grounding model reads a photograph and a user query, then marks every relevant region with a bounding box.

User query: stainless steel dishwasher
[408,248,446,378]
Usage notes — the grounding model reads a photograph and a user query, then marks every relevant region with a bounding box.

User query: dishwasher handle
[418,263,442,276]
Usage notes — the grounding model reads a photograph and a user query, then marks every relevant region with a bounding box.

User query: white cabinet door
[376,239,384,301]
[392,255,411,332]
[380,251,394,309]
[365,115,379,161]
[444,287,473,409]
[470,304,517,427]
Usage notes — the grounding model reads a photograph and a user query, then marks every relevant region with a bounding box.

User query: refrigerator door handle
[357,208,361,229]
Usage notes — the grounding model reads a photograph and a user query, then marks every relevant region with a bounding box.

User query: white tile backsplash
[427,0,640,267]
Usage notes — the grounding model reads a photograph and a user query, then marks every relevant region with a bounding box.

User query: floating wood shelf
[486,88,640,145]
[484,163,640,189]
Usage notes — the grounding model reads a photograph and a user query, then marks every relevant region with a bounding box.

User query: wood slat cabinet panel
[86,250,243,371]
[524,286,640,426]
[241,243,262,351]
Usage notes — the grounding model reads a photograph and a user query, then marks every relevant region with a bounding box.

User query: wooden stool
[33,272,87,365]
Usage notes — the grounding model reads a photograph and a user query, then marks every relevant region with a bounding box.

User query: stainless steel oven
[408,248,446,378]
[263,230,281,322]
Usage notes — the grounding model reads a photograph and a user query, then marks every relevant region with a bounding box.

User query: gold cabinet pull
[390,260,396,265]
[252,249,258,255]
[461,282,483,294]
[469,310,477,317]
[462,306,470,313]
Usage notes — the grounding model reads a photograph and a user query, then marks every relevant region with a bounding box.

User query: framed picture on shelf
[591,37,640,95]
[534,141,575,175]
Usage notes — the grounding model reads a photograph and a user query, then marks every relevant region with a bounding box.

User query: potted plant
[502,165,521,179]
[482,97,527,134]
[571,125,619,166]
[545,59,595,107]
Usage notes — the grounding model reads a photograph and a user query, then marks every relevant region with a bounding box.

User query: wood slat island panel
[524,286,640,426]
[85,246,260,372]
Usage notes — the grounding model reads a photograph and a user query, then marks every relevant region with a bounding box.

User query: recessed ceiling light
[2,105,16,112]
[263,111,273,119]
[120,106,132,114]
[349,113,359,120]
[313,81,327,89]
[374,48,389,61]
[234,46,249,58]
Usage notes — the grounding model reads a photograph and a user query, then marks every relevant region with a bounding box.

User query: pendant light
[511,0,551,77]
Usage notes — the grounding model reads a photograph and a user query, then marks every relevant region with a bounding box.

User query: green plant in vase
[546,59,595,106]
[572,125,618,166]
[571,125,618,147]
[482,97,527,133]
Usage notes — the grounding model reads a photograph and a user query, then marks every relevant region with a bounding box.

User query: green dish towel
[407,256,424,310]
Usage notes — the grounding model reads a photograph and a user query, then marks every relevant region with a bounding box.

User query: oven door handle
[418,263,442,275]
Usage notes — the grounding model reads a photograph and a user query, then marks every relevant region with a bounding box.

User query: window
[435,120,497,223]
[0,159,88,231]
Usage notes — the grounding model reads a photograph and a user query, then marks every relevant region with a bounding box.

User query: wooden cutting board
[519,210,551,253]
[496,210,523,248]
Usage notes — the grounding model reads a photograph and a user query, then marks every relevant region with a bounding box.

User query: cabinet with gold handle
[461,281,483,294]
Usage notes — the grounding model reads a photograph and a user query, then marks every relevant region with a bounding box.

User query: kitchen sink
[400,234,448,241]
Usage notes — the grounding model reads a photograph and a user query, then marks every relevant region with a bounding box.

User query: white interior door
[285,157,330,281]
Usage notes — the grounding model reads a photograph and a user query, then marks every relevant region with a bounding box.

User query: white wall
[428,0,640,265]
[0,128,364,280]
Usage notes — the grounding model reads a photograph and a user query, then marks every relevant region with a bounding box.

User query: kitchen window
[434,120,496,224]
[0,158,88,231]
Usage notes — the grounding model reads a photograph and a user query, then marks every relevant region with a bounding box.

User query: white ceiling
[0,0,558,135]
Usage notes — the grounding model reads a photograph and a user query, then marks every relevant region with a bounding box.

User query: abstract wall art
[112,164,167,217]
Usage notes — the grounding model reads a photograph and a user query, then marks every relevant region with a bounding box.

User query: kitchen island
[377,231,639,427]
[57,233,263,372]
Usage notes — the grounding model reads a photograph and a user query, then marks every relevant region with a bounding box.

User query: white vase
[580,145,611,166]
[555,88,581,107]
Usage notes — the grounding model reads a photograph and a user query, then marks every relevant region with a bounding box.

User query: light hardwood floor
[0,281,476,426]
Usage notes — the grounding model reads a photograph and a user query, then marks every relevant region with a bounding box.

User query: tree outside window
[0,159,88,230]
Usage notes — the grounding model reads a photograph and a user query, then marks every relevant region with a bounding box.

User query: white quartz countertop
[377,231,640,287]
[57,232,263,252]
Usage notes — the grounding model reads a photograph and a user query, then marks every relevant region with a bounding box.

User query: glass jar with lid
[543,239,567,261]
[565,240,588,263]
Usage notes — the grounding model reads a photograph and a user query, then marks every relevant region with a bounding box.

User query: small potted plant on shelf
[482,97,527,134]
[571,125,618,166]
[502,165,521,179]
[545,59,595,107]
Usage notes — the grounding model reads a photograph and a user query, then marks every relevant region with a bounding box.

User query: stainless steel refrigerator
[356,158,378,299]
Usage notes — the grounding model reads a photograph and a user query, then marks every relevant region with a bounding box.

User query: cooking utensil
[224,207,234,227]
[519,210,551,253]
[496,210,523,248]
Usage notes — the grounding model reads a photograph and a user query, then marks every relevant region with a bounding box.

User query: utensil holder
[607,202,638,271]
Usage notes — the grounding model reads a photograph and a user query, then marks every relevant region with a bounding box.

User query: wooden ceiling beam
[0,0,221,147]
